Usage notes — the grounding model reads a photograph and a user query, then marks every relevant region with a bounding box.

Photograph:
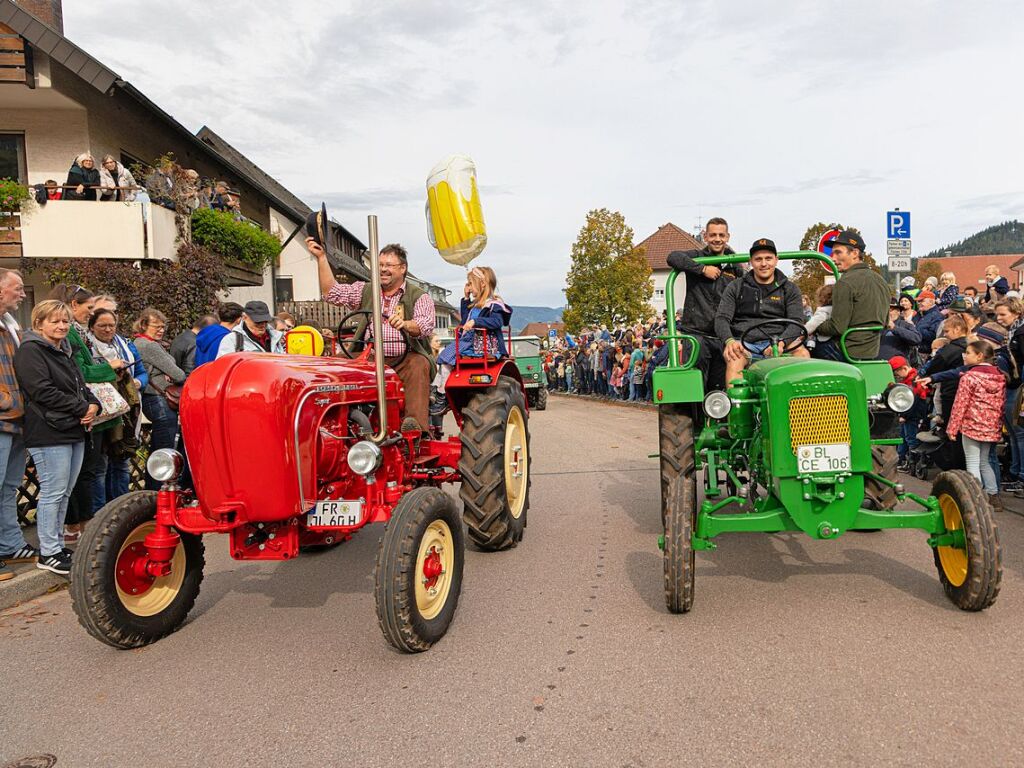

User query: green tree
[793,222,878,304]
[562,208,652,332]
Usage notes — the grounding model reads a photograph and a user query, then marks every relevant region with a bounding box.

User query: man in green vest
[308,238,435,433]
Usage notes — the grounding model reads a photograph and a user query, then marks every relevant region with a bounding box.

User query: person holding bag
[133,308,186,491]
[14,301,100,575]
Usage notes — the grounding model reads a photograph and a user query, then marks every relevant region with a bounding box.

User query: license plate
[797,443,850,474]
[307,500,363,527]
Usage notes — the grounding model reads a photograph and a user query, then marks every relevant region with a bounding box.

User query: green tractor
[512,335,548,410]
[655,250,1001,613]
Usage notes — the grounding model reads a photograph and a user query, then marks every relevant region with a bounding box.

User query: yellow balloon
[425,155,487,266]
[285,325,325,356]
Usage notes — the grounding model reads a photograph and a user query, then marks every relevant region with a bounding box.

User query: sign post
[886,209,912,295]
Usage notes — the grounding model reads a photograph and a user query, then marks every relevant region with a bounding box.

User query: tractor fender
[445,360,525,420]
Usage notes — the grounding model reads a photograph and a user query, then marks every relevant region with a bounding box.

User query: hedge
[190,207,281,272]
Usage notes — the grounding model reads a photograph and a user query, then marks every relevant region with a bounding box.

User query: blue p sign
[887,211,911,239]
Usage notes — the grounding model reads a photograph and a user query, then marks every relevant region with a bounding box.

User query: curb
[0,567,66,611]
[551,391,657,411]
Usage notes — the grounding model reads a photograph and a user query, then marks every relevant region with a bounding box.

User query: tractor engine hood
[179,353,404,524]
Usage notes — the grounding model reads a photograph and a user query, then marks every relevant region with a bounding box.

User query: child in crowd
[804,284,834,351]
[890,355,931,471]
[946,340,1007,508]
[431,266,512,415]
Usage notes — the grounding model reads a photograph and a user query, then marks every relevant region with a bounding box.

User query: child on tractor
[431,266,513,415]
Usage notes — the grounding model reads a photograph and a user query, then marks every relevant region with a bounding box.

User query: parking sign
[887,211,911,239]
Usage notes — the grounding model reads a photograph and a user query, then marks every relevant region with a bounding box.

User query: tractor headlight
[347,440,382,476]
[147,449,183,483]
[703,391,732,420]
[886,383,915,413]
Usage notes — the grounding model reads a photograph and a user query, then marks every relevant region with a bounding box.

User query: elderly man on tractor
[811,230,890,361]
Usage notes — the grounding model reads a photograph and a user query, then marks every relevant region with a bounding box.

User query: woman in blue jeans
[133,308,186,491]
[13,300,100,575]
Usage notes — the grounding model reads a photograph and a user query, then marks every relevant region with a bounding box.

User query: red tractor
[70,216,531,652]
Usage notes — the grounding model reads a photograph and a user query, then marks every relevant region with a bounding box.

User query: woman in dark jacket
[13,300,100,576]
[879,299,923,362]
[64,152,100,201]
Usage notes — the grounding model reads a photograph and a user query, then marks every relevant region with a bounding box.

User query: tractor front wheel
[864,445,899,511]
[70,491,205,649]
[931,470,1001,611]
[534,387,548,411]
[375,487,465,652]
[459,377,531,550]
[661,406,697,613]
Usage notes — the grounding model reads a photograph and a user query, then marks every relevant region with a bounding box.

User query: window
[0,134,27,183]
[654,288,665,298]
[275,277,294,303]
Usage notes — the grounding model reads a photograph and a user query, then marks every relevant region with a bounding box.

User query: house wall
[2,106,89,185]
[270,206,321,303]
[650,269,686,319]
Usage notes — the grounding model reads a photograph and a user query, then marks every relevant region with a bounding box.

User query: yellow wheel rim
[415,520,455,621]
[937,493,969,588]
[504,406,528,519]
[115,522,186,617]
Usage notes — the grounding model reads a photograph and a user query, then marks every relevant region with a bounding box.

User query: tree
[562,208,652,332]
[916,259,943,287]
[793,222,878,304]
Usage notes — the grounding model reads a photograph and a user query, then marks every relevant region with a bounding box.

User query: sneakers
[37,549,72,576]
[1000,479,1023,493]
[0,544,39,563]
[0,560,13,582]
[63,525,81,543]
[896,461,911,473]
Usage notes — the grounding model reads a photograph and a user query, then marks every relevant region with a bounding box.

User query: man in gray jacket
[216,300,285,358]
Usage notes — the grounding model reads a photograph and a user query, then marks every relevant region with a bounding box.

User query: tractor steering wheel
[335,309,410,366]
[738,318,809,357]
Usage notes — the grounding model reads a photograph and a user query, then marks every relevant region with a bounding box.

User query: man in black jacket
[715,238,808,386]
[665,217,743,390]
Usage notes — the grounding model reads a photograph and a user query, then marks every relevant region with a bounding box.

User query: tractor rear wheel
[864,444,899,511]
[931,470,1001,611]
[375,487,465,652]
[459,377,531,550]
[71,491,205,649]
[534,387,548,411]
[659,404,694,527]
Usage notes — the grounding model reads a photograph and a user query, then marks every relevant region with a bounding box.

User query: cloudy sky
[65,1,1023,307]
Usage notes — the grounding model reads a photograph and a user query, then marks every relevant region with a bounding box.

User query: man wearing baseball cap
[913,290,943,358]
[715,238,807,385]
[216,300,285,357]
[813,230,890,360]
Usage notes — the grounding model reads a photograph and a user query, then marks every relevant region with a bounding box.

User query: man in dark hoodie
[666,217,743,391]
[169,314,217,376]
[194,302,243,368]
[715,238,808,386]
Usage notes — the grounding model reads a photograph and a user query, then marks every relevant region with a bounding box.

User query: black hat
[749,237,777,256]
[948,297,983,318]
[831,230,865,251]
[243,300,273,323]
[305,203,329,248]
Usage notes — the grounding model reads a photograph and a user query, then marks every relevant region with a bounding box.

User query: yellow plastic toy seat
[285,325,325,356]
[426,154,487,266]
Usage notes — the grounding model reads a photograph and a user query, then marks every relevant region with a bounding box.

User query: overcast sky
[65,1,1023,307]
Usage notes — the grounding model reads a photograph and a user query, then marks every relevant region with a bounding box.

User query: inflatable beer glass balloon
[425,155,487,266]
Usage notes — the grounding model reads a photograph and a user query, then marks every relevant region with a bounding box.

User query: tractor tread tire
[459,377,531,551]
[374,487,465,652]
[535,387,548,411]
[70,491,205,649]
[864,444,899,511]
[659,404,692,527]
[931,470,1002,611]
[660,407,697,613]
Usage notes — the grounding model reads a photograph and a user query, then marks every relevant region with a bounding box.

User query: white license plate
[797,443,850,474]
[307,500,363,527]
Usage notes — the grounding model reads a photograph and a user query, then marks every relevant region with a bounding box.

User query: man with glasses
[216,301,285,357]
[307,238,435,434]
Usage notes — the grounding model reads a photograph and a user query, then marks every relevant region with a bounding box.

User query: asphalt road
[2,397,1023,767]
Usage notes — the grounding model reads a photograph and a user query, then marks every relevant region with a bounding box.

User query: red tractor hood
[179,353,403,523]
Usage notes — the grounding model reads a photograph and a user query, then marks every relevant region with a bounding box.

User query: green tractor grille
[789,395,850,453]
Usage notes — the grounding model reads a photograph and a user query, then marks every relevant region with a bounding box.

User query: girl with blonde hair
[937,271,959,311]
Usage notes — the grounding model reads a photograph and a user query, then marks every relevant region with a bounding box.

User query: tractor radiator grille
[789,395,850,453]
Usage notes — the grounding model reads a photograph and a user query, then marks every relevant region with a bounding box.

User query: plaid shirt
[324,281,434,358]
[0,313,23,434]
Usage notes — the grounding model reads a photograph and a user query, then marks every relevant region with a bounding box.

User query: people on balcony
[98,155,138,202]
[64,153,100,201]
[32,180,62,205]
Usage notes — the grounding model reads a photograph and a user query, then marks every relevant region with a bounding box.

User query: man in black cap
[666,216,744,391]
[715,238,807,385]
[216,300,285,357]
[812,230,890,360]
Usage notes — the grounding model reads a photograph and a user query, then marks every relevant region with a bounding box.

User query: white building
[637,222,703,317]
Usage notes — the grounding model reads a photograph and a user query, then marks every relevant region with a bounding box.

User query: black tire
[459,377,531,550]
[664,467,697,614]
[70,491,205,649]
[931,470,1002,611]
[864,444,899,511]
[534,387,548,411]
[659,405,694,528]
[374,487,465,652]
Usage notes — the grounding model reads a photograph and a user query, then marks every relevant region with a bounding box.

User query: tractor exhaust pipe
[367,214,389,443]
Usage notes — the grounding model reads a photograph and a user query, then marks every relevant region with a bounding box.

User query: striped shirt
[0,313,23,434]
[324,281,434,358]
